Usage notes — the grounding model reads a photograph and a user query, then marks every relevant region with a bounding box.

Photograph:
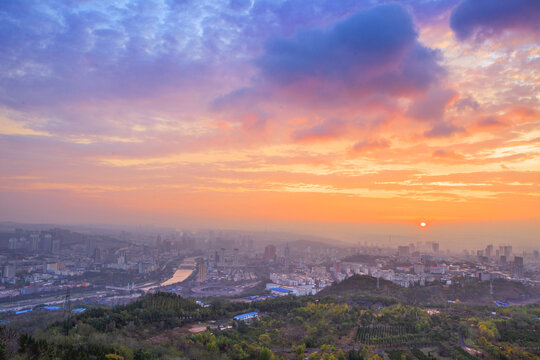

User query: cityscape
[1,223,538,310]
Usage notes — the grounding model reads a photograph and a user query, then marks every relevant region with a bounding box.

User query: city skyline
[1,1,539,246]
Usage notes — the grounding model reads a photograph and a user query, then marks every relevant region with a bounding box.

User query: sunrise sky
[0,0,539,245]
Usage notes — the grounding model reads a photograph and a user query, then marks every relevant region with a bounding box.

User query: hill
[319,275,540,306]
[320,275,399,295]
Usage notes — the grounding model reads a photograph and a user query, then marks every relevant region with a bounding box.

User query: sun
[419,221,427,228]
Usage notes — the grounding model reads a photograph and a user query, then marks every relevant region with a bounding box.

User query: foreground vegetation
[0,278,538,359]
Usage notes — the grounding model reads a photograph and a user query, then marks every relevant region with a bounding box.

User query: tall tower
[63,288,72,335]
[264,244,276,261]
[233,248,239,267]
[198,261,207,283]
[513,256,524,278]
[30,233,40,252]
[220,248,226,267]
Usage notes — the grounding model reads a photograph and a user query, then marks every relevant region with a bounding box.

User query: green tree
[258,347,274,360]
[296,344,306,360]
[259,333,271,347]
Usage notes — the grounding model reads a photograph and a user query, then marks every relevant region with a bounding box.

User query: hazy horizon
[1,218,538,252]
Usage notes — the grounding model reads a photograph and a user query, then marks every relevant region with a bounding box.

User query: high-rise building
[8,238,18,250]
[432,242,439,254]
[43,234,53,253]
[2,264,16,279]
[198,261,207,283]
[86,237,96,256]
[398,246,409,257]
[163,240,172,253]
[52,239,61,254]
[485,244,493,257]
[534,250,539,262]
[138,261,144,274]
[118,251,127,265]
[264,244,276,261]
[93,248,102,263]
[220,248,226,267]
[30,233,40,252]
[284,244,291,258]
[233,248,239,267]
[504,246,512,258]
[513,256,524,278]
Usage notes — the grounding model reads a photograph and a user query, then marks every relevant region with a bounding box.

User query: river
[160,257,197,286]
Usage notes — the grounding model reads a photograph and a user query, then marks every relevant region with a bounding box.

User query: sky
[0,0,539,247]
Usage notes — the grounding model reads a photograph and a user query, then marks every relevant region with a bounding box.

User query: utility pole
[63,288,71,335]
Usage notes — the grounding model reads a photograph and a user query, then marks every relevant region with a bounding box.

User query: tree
[258,347,275,360]
[296,344,306,360]
[105,355,124,360]
[259,333,271,347]
[0,340,5,360]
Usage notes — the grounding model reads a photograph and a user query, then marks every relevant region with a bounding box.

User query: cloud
[401,0,460,24]
[477,117,506,128]
[450,0,540,41]
[407,88,457,121]
[0,1,217,110]
[229,0,252,12]
[432,149,464,160]
[219,3,444,109]
[424,122,466,138]
[351,138,390,153]
[292,118,347,142]
[454,96,479,112]
[257,4,417,83]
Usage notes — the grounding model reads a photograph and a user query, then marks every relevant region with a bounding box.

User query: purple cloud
[352,138,390,152]
[424,122,466,138]
[454,96,479,112]
[254,3,443,99]
[407,88,457,121]
[0,1,217,110]
[477,117,505,127]
[292,118,346,142]
[450,0,540,41]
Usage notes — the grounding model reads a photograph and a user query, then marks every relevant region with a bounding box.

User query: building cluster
[265,264,334,296]
[1,225,538,311]
[470,244,534,280]
[324,243,540,289]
